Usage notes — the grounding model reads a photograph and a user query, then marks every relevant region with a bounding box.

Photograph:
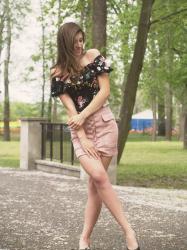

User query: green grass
[0,134,187,189]
[0,140,20,168]
[117,140,187,189]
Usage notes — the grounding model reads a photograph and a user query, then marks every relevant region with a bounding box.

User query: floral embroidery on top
[51,54,113,112]
[77,95,88,109]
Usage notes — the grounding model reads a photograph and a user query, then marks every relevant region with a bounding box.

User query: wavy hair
[51,22,85,78]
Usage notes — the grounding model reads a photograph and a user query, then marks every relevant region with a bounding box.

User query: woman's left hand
[68,113,86,129]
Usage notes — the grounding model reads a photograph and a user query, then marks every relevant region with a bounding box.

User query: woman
[50,21,140,250]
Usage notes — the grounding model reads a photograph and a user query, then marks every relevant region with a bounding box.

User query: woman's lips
[74,48,82,55]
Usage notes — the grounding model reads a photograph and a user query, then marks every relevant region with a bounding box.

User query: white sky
[0,0,44,104]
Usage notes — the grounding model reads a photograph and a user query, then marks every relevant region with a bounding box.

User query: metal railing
[40,122,78,165]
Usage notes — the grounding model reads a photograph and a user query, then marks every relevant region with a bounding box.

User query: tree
[3,0,11,141]
[1,0,30,140]
[0,1,5,62]
[40,0,47,118]
[117,0,155,163]
[92,0,106,55]
[153,0,187,146]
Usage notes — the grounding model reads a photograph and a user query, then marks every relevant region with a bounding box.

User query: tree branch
[171,47,187,58]
[109,0,122,15]
[151,7,187,25]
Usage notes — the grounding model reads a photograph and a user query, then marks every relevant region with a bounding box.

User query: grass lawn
[0,134,187,189]
[0,140,20,168]
[118,139,187,189]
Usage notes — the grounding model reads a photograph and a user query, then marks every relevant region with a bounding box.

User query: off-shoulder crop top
[50,54,113,112]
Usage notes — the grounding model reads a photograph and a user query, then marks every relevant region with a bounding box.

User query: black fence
[40,122,79,165]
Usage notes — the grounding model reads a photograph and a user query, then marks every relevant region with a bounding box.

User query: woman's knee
[79,155,110,188]
[91,170,109,188]
[88,177,97,194]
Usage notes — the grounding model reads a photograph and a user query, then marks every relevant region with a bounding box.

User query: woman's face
[73,32,84,57]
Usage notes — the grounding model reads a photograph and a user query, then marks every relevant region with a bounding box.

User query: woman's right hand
[79,137,101,159]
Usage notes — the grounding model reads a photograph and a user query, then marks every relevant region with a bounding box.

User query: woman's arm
[59,93,100,159]
[59,93,87,140]
[50,65,101,159]
[68,49,111,129]
[67,74,110,129]
[81,72,110,118]
[50,68,87,139]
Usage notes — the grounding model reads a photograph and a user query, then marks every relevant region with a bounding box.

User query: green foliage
[20,0,187,119]
[140,0,187,109]
[0,102,38,120]
[31,54,41,62]
[0,101,66,121]
[107,1,142,111]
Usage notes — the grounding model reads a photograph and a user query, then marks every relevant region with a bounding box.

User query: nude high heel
[126,247,140,250]
[126,229,140,250]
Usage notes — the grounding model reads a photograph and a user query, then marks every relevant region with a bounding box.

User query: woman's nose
[77,42,82,47]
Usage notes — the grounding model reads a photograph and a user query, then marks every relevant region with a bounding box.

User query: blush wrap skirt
[69,105,119,159]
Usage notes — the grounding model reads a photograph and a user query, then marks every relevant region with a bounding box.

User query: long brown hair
[51,22,85,78]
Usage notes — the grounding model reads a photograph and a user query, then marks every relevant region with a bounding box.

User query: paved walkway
[0,167,186,250]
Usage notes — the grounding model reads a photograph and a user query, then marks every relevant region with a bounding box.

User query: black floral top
[51,54,113,112]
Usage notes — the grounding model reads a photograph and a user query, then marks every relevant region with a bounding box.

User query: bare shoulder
[50,67,56,75]
[50,66,61,78]
[86,48,101,61]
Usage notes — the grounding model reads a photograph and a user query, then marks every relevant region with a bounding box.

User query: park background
[0,0,187,189]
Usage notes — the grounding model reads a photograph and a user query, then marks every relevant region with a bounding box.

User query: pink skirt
[69,105,118,159]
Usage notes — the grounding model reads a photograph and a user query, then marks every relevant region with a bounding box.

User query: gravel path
[0,167,186,250]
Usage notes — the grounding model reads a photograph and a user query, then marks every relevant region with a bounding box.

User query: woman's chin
[74,50,83,56]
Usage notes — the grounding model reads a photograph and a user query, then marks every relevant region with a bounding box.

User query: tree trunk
[80,0,92,49]
[179,104,185,141]
[48,37,54,122]
[182,87,187,149]
[57,0,62,27]
[3,0,11,141]
[0,3,5,61]
[184,113,187,149]
[117,0,155,163]
[151,94,157,141]
[157,102,165,136]
[40,2,46,117]
[92,0,106,55]
[52,0,62,122]
[52,83,57,121]
[47,96,52,122]
[165,26,173,141]
[52,101,57,122]
[0,2,5,99]
[40,0,46,117]
[175,101,181,140]
[165,82,172,140]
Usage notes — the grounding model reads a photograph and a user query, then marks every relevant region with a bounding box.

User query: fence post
[20,118,48,170]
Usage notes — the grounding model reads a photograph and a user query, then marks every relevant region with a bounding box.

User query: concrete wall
[20,118,48,170]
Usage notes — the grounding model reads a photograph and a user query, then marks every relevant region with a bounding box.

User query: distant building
[131,109,158,132]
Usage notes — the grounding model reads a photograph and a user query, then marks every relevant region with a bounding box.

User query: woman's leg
[79,155,139,250]
[79,156,112,249]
